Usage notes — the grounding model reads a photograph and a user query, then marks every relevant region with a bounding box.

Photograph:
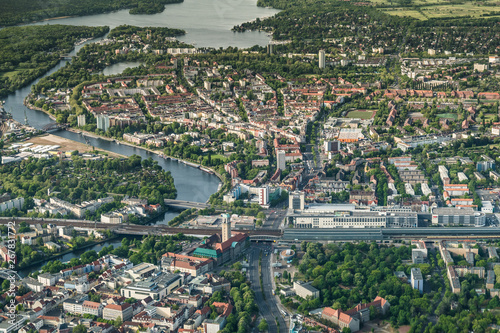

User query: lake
[29,0,280,48]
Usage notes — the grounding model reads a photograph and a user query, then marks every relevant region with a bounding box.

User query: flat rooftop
[411,268,423,280]
[432,207,483,216]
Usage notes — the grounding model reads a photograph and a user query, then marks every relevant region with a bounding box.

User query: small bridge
[249,235,282,242]
[164,199,209,210]
[42,122,67,133]
[0,269,21,280]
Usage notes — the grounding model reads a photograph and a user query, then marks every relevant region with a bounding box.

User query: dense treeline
[287,241,500,332]
[107,25,185,39]
[205,268,259,333]
[0,25,109,98]
[0,155,176,218]
[0,0,183,27]
[32,25,187,96]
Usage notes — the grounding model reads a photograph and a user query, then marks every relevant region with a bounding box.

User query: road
[248,245,287,333]
[263,208,287,229]
[300,149,320,189]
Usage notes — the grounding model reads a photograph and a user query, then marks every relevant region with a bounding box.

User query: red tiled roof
[83,301,102,309]
[212,302,233,317]
[215,233,248,252]
[322,307,339,318]
[196,306,211,316]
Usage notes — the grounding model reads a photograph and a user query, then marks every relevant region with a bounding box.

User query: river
[18,238,125,277]
[2,0,278,272]
[98,61,144,76]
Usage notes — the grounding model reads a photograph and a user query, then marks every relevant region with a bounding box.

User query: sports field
[346,110,376,119]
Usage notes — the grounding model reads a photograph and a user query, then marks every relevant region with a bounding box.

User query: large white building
[96,114,110,132]
[294,281,320,299]
[64,299,103,317]
[431,207,485,226]
[396,135,452,152]
[259,186,269,206]
[125,263,158,281]
[82,301,104,317]
[319,50,326,69]
[482,201,494,213]
[0,197,24,213]
[277,150,286,170]
[443,184,469,196]
[405,183,415,196]
[120,273,183,301]
[103,303,133,321]
[411,268,423,293]
[288,205,418,228]
[37,273,57,286]
[290,212,387,229]
[421,183,432,197]
[457,172,468,182]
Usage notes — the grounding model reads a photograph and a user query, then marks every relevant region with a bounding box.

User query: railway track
[0,218,282,237]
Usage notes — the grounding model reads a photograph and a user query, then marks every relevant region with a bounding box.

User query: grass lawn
[381,8,428,20]
[381,2,500,20]
[346,110,376,119]
[484,113,498,121]
[422,3,500,18]
[210,154,227,163]
[370,0,457,5]
[437,113,458,119]
[0,70,23,79]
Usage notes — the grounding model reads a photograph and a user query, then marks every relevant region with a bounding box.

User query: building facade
[431,207,485,226]
[221,213,231,243]
[411,268,423,293]
[293,281,319,299]
[103,303,133,321]
[289,191,305,211]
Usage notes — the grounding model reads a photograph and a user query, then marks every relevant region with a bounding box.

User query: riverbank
[24,133,127,158]
[24,98,57,121]
[39,16,73,22]
[66,127,226,184]
[23,99,224,185]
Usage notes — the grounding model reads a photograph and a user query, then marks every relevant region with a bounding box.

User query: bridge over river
[164,199,209,210]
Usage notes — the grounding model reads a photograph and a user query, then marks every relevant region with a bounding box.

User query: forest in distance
[0,0,183,27]
[0,25,109,99]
